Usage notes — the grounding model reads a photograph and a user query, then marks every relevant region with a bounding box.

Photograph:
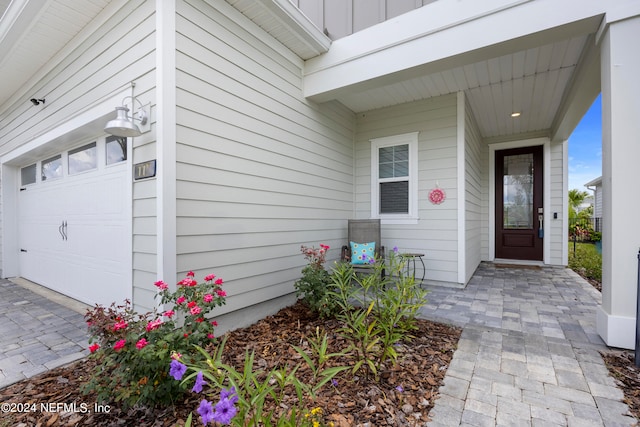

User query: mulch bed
[0,301,461,426]
[601,351,640,420]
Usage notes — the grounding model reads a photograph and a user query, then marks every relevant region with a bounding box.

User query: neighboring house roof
[585,176,602,187]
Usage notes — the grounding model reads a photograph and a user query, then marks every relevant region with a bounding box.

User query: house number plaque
[134,160,157,180]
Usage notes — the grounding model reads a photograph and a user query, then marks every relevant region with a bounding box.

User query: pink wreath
[429,187,446,205]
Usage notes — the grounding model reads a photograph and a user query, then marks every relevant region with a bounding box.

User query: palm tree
[568,189,589,220]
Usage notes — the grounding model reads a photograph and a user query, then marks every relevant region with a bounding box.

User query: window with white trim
[370,132,419,223]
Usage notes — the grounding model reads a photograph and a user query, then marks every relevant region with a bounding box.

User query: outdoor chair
[341,219,385,277]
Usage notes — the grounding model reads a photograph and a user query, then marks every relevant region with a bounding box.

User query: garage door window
[68,142,97,175]
[42,155,62,181]
[106,136,127,165]
[21,164,36,186]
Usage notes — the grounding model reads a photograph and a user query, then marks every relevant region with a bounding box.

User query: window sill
[377,216,419,225]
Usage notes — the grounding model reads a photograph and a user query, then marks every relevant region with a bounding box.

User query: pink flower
[154,280,169,290]
[203,294,213,303]
[320,244,330,250]
[190,306,202,316]
[204,274,216,282]
[187,271,195,277]
[89,343,100,353]
[207,333,215,339]
[113,340,126,351]
[179,278,197,287]
[195,317,204,323]
[163,310,175,318]
[211,320,218,327]
[146,318,163,332]
[216,289,227,297]
[136,338,149,350]
[215,278,223,285]
[113,320,128,331]
[176,296,186,304]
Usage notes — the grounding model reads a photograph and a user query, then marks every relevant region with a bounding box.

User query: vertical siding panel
[323,0,352,39]
[292,0,427,40]
[353,0,385,33]
[355,94,459,283]
[175,0,355,316]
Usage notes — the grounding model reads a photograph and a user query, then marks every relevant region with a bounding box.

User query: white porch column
[597,13,640,349]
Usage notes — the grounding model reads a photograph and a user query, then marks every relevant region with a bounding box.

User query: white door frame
[488,137,551,264]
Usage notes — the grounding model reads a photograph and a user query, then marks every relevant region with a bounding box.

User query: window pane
[379,163,393,179]
[106,136,127,164]
[42,155,62,181]
[380,181,409,214]
[21,164,36,186]
[69,142,97,174]
[394,161,408,176]
[378,144,409,179]
[503,153,533,229]
[394,144,408,161]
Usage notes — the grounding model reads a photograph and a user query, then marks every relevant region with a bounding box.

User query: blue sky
[568,94,602,191]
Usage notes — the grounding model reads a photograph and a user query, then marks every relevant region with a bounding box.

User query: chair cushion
[350,241,376,264]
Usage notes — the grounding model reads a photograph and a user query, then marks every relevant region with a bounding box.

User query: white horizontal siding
[464,95,483,281]
[175,0,355,315]
[355,94,458,283]
[549,140,565,264]
[0,0,157,312]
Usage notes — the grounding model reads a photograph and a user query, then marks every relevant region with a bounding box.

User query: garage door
[17,137,131,307]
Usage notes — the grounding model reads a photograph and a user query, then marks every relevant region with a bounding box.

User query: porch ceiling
[230,0,606,142]
[333,34,593,140]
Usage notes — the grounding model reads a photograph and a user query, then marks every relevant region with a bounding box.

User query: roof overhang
[301,0,611,140]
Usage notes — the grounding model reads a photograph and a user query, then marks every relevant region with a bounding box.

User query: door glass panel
[68,142,97,174]
[106,136,127,164]
[503,153,533,229]
[21,164,36,185]
[42,155,62,181]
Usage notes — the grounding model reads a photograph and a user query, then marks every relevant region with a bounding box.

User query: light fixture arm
[120,95,148,125]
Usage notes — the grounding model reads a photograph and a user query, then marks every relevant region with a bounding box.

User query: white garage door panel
[18,163,130,307]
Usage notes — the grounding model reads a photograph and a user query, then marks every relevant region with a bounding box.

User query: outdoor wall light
[104,96,148,137]
[30,98,45,106]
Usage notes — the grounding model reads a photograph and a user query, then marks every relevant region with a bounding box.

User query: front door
[495,146,543,261]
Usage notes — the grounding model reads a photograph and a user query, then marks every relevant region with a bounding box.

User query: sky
[568,94,602,192]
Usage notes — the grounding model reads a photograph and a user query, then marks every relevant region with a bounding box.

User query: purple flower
[213,397,237,425]
[395,385,404,393]
[220,386,238,404]
[197,399,215,425]
[169,359,187,381]
[393,246,399,253]
[331,379,338,387]
[192,371,207,393]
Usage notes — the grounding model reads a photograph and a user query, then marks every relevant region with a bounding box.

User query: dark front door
[495,146,543,261]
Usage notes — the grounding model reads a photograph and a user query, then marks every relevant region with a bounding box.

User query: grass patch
[568,242,602,283]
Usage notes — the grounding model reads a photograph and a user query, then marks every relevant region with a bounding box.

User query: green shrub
[568,242,602,282]
[295,244,339,318]
[327,248,429,380]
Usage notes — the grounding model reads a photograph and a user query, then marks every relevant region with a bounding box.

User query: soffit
[339,35,591,139]
[224,0,331,60]
[0,0,110,108]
